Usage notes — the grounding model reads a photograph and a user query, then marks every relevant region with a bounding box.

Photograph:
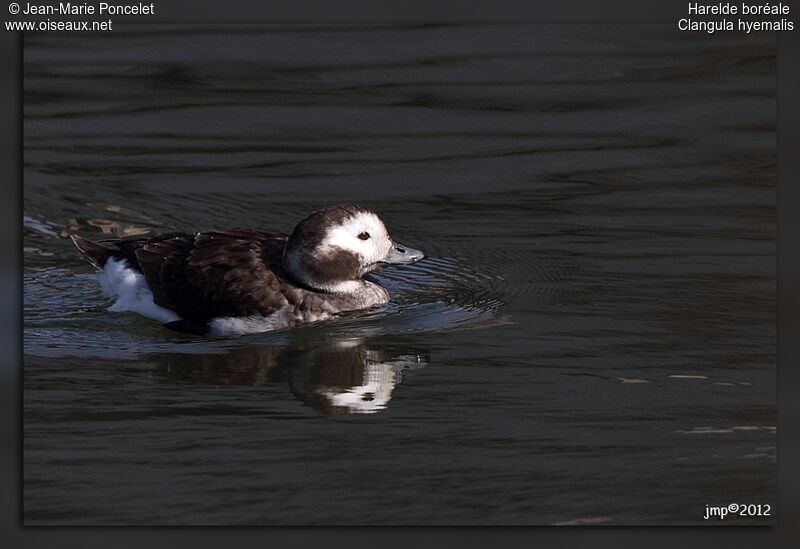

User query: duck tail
[70,234,114,270]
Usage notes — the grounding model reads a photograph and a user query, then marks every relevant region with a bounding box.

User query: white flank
[98,258,181,324]
[208,306,316,337]
[208,315,281,337]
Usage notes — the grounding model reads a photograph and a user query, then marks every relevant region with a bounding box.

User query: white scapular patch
[98,257,181,324]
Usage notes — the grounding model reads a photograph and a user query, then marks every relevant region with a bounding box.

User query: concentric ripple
[23,215,606,359]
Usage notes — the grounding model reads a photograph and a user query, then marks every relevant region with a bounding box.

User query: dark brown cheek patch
[312,246,362,281]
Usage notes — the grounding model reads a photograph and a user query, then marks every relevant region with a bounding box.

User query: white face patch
[320,211,393,267]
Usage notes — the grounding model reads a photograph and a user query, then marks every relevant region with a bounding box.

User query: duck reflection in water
[155,338,429,415]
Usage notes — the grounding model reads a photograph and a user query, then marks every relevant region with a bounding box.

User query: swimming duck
[70,205,425,336]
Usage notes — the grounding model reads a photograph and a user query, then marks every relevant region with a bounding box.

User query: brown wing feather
[134,237,193,310]
[73,230,291,321]
[130,231,289,321]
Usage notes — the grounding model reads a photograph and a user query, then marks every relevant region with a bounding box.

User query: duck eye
[357,231,370,240]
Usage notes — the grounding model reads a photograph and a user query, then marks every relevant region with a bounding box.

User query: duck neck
[283,251,366,295]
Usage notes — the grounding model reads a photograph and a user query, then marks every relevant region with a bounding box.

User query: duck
[70,205,425,336]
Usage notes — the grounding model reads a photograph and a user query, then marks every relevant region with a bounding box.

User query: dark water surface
[23,25,776,524]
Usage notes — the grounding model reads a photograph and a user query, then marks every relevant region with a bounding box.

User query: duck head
[283,205,425,294]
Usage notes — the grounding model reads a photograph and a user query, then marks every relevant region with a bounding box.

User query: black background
[2,0,798,545]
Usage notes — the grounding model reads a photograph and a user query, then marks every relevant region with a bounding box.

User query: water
[23,24,776,524]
